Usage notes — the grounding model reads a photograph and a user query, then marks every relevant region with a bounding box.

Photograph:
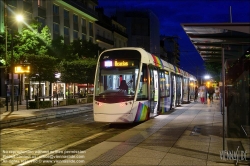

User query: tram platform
[0,103,93,129]
[1,99,249,165]
[81,100,249,166]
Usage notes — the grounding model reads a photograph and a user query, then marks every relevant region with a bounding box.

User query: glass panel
[82,34,86,41]
[64,10,69,19]
[53,4,59,14]
[73,31,78,40]
[136,63,148,100]
[95,65,139,97]
[64,27,69,36]
[53,23,59,33]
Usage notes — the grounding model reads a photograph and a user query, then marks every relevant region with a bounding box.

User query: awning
[181,23,250,62]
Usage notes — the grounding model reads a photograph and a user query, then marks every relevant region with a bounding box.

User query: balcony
[95,35,114,45]
[23,1,33,13]
[62,0,98,19]
[7,0,17,7]
[113,28,128,38]
[38,6,46,18]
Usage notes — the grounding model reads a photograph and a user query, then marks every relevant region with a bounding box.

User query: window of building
[53,23,59,33]
[89,37,93,43]
[73,14,78,23]
[64,10,69,19]
[38,17,45,28]
[53,4,59,15]
[89,22,93,36]
[82,18,86,27]
[82,34,86,41]
[38,0,46,7]
[73,31,78,40]
[64,27,69,36]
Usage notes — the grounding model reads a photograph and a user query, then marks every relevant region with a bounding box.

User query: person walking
[199,89,205,104]
[194,86,198,102]
[208,86,215,103]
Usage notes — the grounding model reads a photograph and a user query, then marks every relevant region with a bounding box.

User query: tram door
[171,74,176,108]
[176,76,182,106]
[149,67,159,115]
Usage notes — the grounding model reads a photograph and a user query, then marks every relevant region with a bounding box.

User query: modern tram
[93,47,197,123]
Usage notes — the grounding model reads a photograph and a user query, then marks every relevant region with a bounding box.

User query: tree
[48,36,73,61]
[204,62,221,82]
[69,39,104,59]
[16,20,52,60]
[24,54,58,97]
[60,58,97,84]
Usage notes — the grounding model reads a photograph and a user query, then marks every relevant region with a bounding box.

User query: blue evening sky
[97,0,250,76]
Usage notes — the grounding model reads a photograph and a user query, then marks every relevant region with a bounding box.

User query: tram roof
[181,23,250,63]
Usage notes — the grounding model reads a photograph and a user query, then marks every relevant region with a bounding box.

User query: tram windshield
[94,60,140,97]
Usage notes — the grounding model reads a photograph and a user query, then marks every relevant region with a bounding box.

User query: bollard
[26,96,29,109]
[6,96,8,112]
[17,96,18,111]
[53,97,54,107]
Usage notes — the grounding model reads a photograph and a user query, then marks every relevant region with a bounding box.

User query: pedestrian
[199,84,207,104]
[199,89,205,104]
[194,86,198,102]
[208,86,215,102]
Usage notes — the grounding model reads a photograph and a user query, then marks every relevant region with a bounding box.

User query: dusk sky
[97,0,250,76]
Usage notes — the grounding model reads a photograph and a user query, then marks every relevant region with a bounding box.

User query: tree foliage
[16,20,52,59]
[23,54,58,83]
[60,58,97,84]
[204,62,221,81]
[0,19,104,93]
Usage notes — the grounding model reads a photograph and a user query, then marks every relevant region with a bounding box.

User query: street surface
[0,111,139,166]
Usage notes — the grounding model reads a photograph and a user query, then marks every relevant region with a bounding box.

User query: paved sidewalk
[55,100,249,166]
[0,103,93,129]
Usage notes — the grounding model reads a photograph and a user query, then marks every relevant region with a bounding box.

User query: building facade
[114,9,160,56]
[160,35,180,67]
[0,0,99,99]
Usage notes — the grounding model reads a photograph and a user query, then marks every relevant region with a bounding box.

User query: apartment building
[0,0,99,99]
[160,35,181,67]
[95,8,127,50]
[114,9,160,56]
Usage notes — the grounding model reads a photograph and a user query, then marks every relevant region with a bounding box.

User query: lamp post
[10,14,24,112]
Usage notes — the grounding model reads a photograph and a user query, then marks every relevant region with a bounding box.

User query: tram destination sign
[102,60,137,68]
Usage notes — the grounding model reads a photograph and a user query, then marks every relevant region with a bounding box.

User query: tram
[93,47,197,123]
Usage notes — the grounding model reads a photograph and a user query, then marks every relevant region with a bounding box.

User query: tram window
[159,71,165,97]
[136,63,148,100]
[164,71,170,97]
[159,70,170,97]
[95,65,140,96]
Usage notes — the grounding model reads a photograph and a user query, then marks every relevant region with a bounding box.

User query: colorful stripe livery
[173,66,181,74]
[151,55,163,69]
[134,102,150,122]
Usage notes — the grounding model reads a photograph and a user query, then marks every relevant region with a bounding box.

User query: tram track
[0,112,139,166]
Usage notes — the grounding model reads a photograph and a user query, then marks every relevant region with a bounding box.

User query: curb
[0,108,92,129]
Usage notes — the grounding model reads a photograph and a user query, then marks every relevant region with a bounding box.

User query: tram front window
[95,67,139,97]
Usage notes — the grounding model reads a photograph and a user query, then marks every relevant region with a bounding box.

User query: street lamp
[10,14,24,112]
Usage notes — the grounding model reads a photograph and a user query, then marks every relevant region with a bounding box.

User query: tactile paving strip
[86,109,188,166]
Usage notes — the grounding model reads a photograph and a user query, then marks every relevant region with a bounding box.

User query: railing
[95,35,114,45]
